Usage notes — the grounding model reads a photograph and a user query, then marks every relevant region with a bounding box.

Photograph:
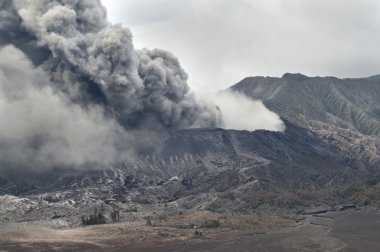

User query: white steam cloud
[213,91,285,132]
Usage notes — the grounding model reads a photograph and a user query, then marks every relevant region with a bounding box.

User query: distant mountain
[231,73,380,137]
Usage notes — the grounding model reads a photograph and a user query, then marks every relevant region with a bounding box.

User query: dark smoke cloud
[0,2,19,32]
[6,0,221,129]
[137,48,221,128]
[0,0,284,172]
[0,0,222,170]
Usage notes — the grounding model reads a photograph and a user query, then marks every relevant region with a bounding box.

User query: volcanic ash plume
[2,0,222,128]
[0,44,126,170]
[0,0,222,170]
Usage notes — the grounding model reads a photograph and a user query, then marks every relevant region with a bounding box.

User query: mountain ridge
[231,73,380,137]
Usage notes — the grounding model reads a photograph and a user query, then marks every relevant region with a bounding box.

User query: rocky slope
[1,73,380,224]
[231,73,380,136]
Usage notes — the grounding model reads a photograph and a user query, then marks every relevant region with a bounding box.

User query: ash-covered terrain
[2,73,380,224]
[1,0,380,251]
[1,74,380,251]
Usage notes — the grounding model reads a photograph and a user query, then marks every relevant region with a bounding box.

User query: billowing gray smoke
[1,0,221,129]
[0,44,133,170]
[0,0,222,170]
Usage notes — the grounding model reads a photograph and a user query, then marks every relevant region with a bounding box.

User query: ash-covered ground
[0,205,379,252]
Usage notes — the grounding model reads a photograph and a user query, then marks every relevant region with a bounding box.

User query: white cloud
[103,0,380,92]
[212,91,285,132]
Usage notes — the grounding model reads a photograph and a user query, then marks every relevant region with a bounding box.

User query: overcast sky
[102,0,380,92]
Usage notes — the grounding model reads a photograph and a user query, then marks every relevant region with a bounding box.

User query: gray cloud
[0,1,19,32]
[137,48,221,128]
[0,0,223,171]
[0,0,283,172]
[0,45,125,170]
[6,0,222,130]
[103,0,380,91]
